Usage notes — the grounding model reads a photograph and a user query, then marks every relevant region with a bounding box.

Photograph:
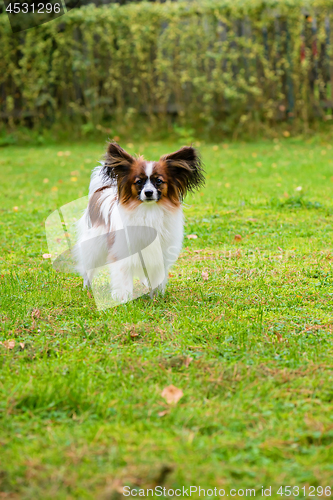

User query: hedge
[0,0,333,136]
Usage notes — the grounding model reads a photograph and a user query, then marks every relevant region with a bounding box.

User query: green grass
[1,136,333,499]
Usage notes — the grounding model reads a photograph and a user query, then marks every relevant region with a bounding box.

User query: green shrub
[0,0,333,137]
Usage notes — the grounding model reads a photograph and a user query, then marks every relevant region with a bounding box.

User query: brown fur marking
[88,185,116,229]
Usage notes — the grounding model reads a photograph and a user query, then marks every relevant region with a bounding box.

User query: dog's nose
[145,190,153,198]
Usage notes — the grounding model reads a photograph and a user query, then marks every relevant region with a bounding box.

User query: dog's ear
[160,146,205,199]
[103,142,135,183]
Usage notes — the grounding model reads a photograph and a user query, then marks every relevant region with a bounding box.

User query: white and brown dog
[75,142,204,302]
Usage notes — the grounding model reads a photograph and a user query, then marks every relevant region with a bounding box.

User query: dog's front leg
[109,262,133,303]
[149,264,169,298]
[156,271,169,296]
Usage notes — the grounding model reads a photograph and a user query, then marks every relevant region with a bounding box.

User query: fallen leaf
[283,131,290,137]
[19,342,25,349]
[234,234,242,241]
[252,152,257,158]
[1,340,15,349]
[158,410,169,417]
[256,161,262,167]
[321,150,327,156]
[271,163,277,168]
[85,158,92,163]
[43,178,49,184]
[184,356,193,368]
[187,234,198,240]
[161,385,183,405]
[70,170,79,176]
[193,249,203,253]
[202,271,209,281]
[13,206,18,212]
[31,308,41,319]
[64,151,71,156]
[212,145,219,151]
[57,151,64,156]
[58,179,63,184]
[295,186,302,192]
[225,182,231,188]
[42,253,52,259]
[110,482,127,496]
[51,186,58,192]
[70,177,78,182]
[113,136,120,142]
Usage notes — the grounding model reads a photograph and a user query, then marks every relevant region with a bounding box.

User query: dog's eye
[135,179,143,185]
[156,179,163,186]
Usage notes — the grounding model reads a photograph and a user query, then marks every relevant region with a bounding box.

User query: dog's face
[128,160,168,204]
[103,143,204,209]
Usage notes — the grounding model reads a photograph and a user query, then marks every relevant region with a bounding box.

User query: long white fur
[74,165,183,302]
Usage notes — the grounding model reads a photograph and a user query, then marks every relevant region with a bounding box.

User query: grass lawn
[1,136,333,499]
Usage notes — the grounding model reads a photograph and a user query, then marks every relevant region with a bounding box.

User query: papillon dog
[74,142,204,302]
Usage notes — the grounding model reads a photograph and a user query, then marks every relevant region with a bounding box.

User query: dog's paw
[111,290,133,303]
